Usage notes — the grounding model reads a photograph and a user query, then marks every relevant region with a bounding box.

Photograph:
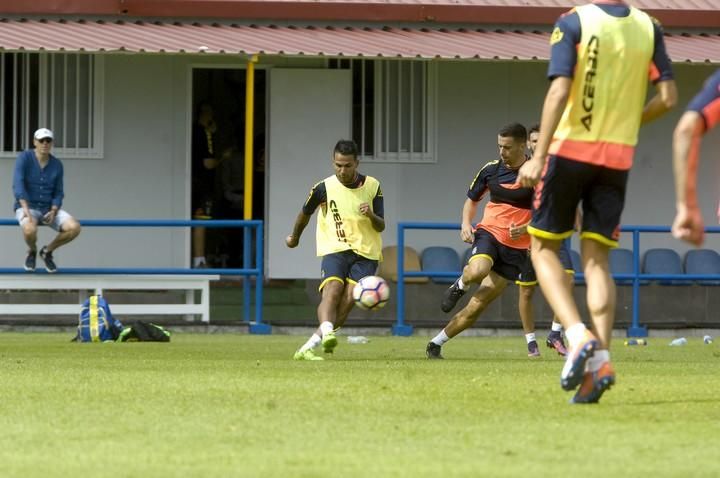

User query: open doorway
[190,67,266,269]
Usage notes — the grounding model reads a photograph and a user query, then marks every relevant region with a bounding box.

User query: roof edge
[0,1,719,28]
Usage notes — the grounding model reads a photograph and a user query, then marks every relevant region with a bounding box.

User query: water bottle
[624,339,647,346]
[704,335,713,345]
[347,336,369,344]
[669,337,687,346]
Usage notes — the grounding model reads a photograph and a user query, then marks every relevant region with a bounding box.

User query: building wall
[0,54,715,272]
[363,61,720,265]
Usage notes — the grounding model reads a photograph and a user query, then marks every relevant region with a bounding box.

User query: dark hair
[528,123,540,135]
[196,101,213,119]
[498,122,527,142]
[333,139,359,160]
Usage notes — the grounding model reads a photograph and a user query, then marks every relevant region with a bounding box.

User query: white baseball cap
[34,128,54,140]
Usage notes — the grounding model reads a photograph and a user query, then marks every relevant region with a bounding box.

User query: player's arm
[361,186,385,233]
[460,198,479,244]
[671,111,705,246]
[642,80,677,125]
[518,11,576,187]
[517,76,572,187]
[509,220,530,241]
[285,211,312,248]
[462,165,491,243]
[286,181,324,248]
[641,19,677,125]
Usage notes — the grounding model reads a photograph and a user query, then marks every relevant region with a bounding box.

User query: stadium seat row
[378,246,720,286]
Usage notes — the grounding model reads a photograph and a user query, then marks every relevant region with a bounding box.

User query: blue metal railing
[0,218,269,333]
[395,222,720,337]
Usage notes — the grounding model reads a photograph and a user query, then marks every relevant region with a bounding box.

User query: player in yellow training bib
[286,140,385,361]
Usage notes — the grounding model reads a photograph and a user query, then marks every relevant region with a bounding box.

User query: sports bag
[76,295,124,342]
[118,321,171,342]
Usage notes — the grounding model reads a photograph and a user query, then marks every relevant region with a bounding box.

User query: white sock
[299,333,322,353]
[565,323,588,348]
[525,332,536,344]
[457,277,469,291]
[320,321,334,337]
[193,256,206,267]
[587,350,610,372]
[551,321,563,332]
[431,330,450,346]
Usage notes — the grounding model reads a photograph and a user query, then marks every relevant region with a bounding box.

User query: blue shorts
[530,155,628,247]
[319,250,378,291]
[516,240,574,286]
[467,229,528,282]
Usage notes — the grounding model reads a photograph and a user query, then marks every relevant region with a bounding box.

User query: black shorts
[467,229,528,282]
[517,240,574,285]
[320,250,378,291]
[529,155,628,247]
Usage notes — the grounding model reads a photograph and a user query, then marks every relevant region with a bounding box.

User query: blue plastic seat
[609,248,635,285]
[642,248,689,285]
[377,246,428,283]
[684,249,720,285]
[421,246,462,284]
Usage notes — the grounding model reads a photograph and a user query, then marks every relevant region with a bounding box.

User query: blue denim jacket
[13,149,64,213]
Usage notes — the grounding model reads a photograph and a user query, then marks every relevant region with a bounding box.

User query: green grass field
[1,333,718,478]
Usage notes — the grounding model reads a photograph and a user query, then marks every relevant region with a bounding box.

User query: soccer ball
[353,275,390,310]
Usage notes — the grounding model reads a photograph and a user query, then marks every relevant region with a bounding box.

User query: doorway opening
[190,67,266,269]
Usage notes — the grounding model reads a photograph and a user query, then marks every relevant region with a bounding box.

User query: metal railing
[0,218,269,334]
[395,222,720,337]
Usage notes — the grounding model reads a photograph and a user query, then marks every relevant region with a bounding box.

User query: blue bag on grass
[76,295,124,342]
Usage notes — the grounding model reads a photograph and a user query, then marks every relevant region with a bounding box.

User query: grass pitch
[1,333,718,478]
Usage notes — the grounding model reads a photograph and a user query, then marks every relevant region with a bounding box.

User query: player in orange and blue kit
[517,1,677,403]
[427,123,535,359]
[672,69,720,246]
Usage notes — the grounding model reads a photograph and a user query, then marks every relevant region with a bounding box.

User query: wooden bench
[0,274,220,323]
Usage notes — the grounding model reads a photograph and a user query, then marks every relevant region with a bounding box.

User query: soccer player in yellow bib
[517,1,676,403]
[516,124,572,357]
[286,140,385,360]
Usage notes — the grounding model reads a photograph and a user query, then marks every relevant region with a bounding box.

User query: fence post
[392,223,413,336]
[627,228,647,337]
[249,222,271,334]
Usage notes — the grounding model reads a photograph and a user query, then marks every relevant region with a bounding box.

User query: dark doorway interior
[191,68,266,269]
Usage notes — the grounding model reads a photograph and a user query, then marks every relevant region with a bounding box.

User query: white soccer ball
[353,275,390,310]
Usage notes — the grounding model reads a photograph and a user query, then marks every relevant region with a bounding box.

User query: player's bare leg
[518,284,540,357]
[531,236,598,391]
[428,272,507,358]
[441,256,492,313]
[294,279,344,360]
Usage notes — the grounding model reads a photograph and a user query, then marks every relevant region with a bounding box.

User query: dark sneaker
[527,340,540,357]
[39,247,57,273]
[560,331,598,391]
[546,332,568,356]
[426,342,444,359]
[24,250,37,272]
[441,279,466,313]
[570,362,616,404]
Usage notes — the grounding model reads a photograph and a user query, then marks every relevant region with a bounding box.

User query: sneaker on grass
[293,349,324,361]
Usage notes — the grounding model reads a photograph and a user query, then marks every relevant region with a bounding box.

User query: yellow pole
[243,55,258,220]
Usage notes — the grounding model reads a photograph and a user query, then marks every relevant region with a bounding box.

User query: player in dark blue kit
[672,69,720,246]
